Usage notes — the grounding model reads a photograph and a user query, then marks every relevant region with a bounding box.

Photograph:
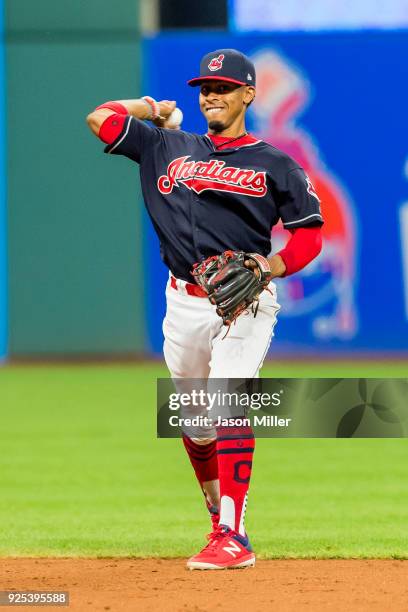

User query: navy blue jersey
[105,116,323,282]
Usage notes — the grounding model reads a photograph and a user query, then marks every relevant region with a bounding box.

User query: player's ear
[243,86,256,107]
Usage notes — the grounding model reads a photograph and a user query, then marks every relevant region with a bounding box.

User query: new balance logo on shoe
[222,540,241,558]
[186,526,255,569]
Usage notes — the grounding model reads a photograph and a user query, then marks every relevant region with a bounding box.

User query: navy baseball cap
[188,49,256,87]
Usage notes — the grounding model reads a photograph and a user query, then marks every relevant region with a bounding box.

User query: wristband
[245,253,271,275]
[95,101,128,115]
[142,96,161,120]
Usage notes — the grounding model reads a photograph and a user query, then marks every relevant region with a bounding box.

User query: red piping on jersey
[206,133,259,150]
[278,226,322,277]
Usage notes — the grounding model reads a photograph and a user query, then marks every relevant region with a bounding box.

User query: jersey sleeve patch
[277,167,324,228]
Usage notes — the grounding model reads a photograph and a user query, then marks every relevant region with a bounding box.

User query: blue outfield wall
[143,31,408,356]
[0,0,6,360]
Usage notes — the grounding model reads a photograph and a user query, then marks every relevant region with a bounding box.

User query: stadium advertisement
[143,31,408,355]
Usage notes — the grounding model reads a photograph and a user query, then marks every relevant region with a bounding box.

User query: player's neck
[207,116,247,138]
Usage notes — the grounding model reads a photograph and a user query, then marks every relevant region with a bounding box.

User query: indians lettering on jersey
[250,49,357,340]
[157,156,267,197]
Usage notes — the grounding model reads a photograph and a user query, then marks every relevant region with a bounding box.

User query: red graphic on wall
[250,50,357,339]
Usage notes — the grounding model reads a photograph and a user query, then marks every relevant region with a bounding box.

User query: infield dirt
[1,559,407,611]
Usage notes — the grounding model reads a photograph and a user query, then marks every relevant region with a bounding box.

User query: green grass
[0,361,407,558]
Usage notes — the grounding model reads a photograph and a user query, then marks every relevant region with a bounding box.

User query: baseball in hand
[166,107,183,129]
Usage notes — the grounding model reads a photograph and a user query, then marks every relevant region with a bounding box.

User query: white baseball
[166,107,183,129]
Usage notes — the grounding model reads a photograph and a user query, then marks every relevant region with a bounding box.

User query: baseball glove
[191,250,273,328]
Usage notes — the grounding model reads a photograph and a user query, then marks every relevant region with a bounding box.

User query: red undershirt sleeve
[98,113,127,144]
[94,101,129,145]
[277,226,322,277]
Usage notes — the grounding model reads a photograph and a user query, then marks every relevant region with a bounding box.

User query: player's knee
[191,437,216,445]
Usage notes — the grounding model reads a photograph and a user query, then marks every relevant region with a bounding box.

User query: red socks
[216,424,255,535]
[182,435,218,483]
[183,424,255,536]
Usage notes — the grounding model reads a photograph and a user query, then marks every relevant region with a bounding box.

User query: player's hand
[266,254,286,278]
[245,254,286,279]
[244,258,260,277]
[153,100,177,128]
[192,251,273,328]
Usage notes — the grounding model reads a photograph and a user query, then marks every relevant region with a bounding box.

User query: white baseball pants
[163,274,280,379]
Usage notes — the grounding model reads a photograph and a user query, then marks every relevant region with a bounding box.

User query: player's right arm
[86,99,177,137]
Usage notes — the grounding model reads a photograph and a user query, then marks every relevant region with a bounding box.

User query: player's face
[199,81,255,133]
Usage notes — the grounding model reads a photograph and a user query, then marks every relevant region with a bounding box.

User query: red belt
[170,275,207,298]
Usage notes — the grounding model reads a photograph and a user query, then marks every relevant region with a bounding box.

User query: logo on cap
[208,54,225,72]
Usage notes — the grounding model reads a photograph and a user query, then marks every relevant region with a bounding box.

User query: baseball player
[87,49,323,570]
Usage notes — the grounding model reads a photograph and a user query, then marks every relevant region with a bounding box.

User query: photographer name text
[168,415,292,427]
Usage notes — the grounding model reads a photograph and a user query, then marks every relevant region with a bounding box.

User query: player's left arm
[245,226,322,279]
[270,226,322,277]
[266,166,324,278]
